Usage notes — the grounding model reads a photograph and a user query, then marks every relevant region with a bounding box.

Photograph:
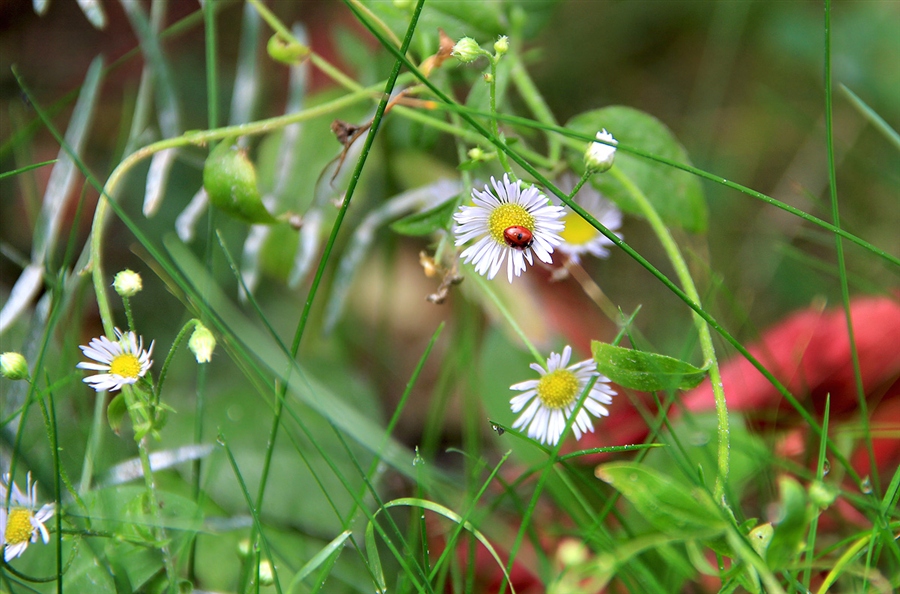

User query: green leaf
[567,106,708,233]
[203,139,279,225]
[106,392,127,435]
[390,198,457,236]
[591,341,707,391]
[595,462,726,538]
[766,476,810,568]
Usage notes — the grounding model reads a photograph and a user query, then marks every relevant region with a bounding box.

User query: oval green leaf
[591,341,707,391]
[567,106,708,233]
[595,462,725,537]
[390,198,457,236]
[203,140,279,225]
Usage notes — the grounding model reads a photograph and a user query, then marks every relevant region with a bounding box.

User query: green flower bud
[113,269,143,297]
[203,140,279,225]
[556,538,589,567]
[188,323,216,364]
[0,352,29,380]
[452,37,484,64]
[808,480,838,509]
[584,129,617,173]
[493,35,509,56]
[258,560,274,586]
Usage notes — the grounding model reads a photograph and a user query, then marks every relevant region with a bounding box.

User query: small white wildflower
[77,328,154,392]
[510,345,616,446]
[555,174,622,263]
[0,473,55,561]
[453,174,565,283]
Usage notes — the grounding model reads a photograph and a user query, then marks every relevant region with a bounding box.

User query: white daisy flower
[453,174,565,283]
[584,129,617,172]
[555,174,622,264]
[510,345,616,446]
[1,473,55,561]
[77,328,154,392]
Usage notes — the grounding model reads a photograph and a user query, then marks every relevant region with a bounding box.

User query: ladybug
[503,226,534,249]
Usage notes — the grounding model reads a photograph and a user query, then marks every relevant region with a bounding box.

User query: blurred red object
[579,295,900,477]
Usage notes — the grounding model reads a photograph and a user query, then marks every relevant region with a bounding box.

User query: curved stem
[609,166,730,502]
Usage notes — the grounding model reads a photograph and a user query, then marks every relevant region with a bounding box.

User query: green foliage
[203,139,279,225]
[2,1,897,593]
[591,341,707,391]
[390,198,457,236]
[567,106,709,233]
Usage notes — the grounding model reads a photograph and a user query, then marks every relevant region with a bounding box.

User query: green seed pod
[203,140,278,225]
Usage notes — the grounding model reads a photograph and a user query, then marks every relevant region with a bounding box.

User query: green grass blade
[840,84,900,151]
[0,159,56,181]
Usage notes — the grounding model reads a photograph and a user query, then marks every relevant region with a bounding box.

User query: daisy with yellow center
[78,328,154,392]
[453,174,565,283]
[1,473,55,561]
[555,174,622,264]
[510,345,616,446]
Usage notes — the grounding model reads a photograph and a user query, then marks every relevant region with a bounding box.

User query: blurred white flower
[0,473,55,561]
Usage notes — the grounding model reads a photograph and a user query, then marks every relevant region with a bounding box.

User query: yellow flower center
[4,508,33,545]
[109,353,141,378]
[488,203,535,244]
[537,369,579,409]
[560,212,599,246]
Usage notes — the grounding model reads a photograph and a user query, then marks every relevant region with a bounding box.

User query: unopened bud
[113,269,143,297]
[0,352,29,380]
[493,36,509,56]
[584,129,617,173]
[452,37,484,64]
[258,560,274,586]
[188,323,216,364]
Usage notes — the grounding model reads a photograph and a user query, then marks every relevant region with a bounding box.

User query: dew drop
[861,476,872,494]
[490,422,505,436]
[821,459,830,476]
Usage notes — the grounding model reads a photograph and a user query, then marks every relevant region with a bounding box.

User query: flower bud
[809,480,838,509]
[452,37,484,64]
[0,352,29,380]
[258,560,275,586]
[493,36,509,56]
[113,269,143,297]
[188,323,216,364]
[556,538,589,567]
[584,129,617,173]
